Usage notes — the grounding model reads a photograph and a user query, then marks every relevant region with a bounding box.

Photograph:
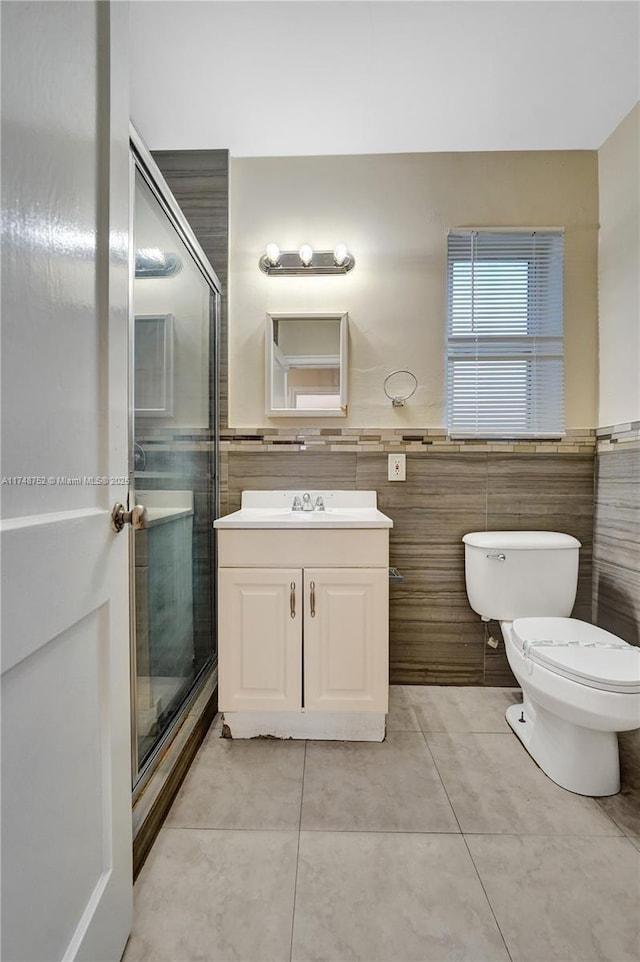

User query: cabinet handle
[290,582,296,618]
[310,581,316,618]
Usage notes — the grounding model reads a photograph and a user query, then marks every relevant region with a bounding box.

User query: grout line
[298,741,307,829]
[419,729,463,836]
[416,727,519,737]
[461,835,515,962]
[163,824,300,834]
[593,797,637,837]
[420,729,515,962]
[288,740,307,962]
[161,824,640,839]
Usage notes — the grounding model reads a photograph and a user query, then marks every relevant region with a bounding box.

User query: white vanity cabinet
[219,565,388,714]
[214,491,392,741]
[218,567,302,713]
[303,567,388,712]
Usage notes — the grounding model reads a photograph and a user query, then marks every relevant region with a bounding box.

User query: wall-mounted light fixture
[259,243,355,276]
[135,248,182,278]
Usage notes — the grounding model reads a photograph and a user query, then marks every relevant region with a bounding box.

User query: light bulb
[265,243,280,266]
[137,247,166,265]
[333,243,348,266]
[299,244,313,267]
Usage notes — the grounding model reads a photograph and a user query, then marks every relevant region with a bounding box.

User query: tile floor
[123,686,640,962]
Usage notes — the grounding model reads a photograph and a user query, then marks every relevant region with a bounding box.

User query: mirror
[134,314,174,417]
[265,312,348,417]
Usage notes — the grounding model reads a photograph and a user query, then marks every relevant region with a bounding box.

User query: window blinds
[446,230,564,438]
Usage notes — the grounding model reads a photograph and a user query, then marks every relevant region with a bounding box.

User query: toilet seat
[512,617,640,694]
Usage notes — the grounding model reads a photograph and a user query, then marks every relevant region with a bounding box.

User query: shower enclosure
[129,129,220,788]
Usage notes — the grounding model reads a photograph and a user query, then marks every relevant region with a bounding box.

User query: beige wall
[229,150,598,429]
[597,102,640,428]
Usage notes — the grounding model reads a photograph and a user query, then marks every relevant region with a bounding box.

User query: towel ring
[383,370,418,407]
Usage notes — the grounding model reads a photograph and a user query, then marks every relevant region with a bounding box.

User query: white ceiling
[130,1,640,156]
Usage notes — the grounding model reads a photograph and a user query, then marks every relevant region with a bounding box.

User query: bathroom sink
[214,490,393,529]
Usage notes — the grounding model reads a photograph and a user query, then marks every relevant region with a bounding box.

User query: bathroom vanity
[214,491,393,740]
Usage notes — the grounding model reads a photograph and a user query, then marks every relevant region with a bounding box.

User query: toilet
[463,531,640,796]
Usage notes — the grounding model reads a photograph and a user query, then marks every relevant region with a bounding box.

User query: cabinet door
[219,568,301,712]
[304,568,388,712]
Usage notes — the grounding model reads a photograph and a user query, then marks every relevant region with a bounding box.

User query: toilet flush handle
[486,553,506,561]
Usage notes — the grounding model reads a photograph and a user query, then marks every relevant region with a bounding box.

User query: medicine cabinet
[265,312,348,417]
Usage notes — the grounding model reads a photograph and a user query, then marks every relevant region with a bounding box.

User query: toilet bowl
[501,617,640,795]
[463,531,640,796]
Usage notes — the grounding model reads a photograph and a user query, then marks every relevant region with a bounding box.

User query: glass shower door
[131,151,219,782]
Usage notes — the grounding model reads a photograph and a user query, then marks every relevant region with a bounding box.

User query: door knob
[111,502,148,532]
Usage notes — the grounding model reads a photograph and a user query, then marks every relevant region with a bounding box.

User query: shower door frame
[129,125,220,795]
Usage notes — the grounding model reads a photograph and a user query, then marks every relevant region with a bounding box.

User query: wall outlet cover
[388,454,406,481]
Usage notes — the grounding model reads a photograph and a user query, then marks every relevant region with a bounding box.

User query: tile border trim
[218,427,596,455]
[596,421,640,452]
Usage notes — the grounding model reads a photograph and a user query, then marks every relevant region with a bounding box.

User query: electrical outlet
[388,453,406,481]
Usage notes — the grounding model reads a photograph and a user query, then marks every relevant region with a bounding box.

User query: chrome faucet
[291,492,325,511]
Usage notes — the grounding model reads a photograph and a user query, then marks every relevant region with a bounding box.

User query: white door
[1,3,132,961]
[218,569,302,712]
[304,569,389,712]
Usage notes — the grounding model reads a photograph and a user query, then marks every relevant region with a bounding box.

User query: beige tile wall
[222,433,596,686]
[593,422,640,647]
[152,150,229,428]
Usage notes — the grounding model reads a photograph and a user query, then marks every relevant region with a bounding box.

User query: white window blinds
[446,230,564,438]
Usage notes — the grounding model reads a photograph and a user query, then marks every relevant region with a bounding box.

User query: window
[446,230,564,438]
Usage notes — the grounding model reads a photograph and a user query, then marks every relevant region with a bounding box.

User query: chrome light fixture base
[135,249,182,278]
[259,249,355,276]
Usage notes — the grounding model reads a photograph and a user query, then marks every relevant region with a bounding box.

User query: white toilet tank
[463,531,581,621]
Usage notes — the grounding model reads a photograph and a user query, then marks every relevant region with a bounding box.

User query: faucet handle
[314,496,325,511]
[292,496,302,511]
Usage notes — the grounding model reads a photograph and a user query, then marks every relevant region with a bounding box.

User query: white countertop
[136,489,194,527]
[214,490,393,530]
